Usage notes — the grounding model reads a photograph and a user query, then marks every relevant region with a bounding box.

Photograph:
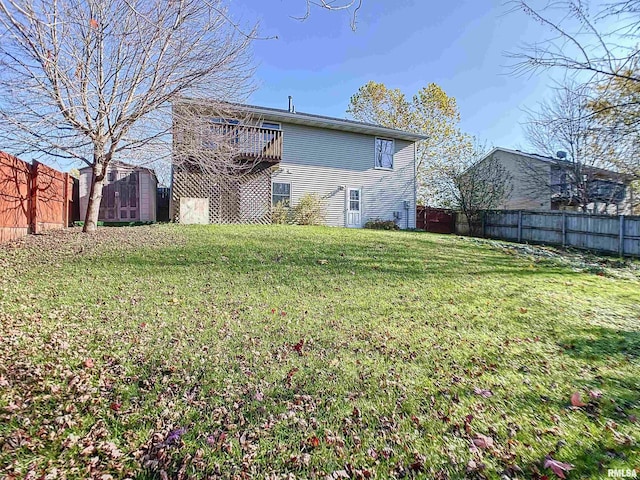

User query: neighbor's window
[272,182,291,206]
[375,138,394,169]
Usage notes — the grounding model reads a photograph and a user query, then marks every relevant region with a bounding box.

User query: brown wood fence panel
[0,152,73,242]
[0,152,31,242]
[482,210,640,257]
[32,161,73,234]
[416,206,456,233]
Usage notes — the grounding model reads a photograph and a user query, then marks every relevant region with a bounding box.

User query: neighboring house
[170,100,427,228]
[478,147,635,215]
[79,161,157,223]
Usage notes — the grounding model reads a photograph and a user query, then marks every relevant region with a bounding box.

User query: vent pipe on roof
[288,95,295,113]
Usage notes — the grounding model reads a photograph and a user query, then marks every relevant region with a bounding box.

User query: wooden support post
[619,215,625,257]
[562,212,567,247]
[517,210,523,243]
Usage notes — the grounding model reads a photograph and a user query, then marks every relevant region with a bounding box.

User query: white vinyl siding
[271,123,416,229]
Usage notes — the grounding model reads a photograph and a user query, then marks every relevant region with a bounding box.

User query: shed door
[347,188,362,228]
[99,170,139,221]
[117,171,139,221]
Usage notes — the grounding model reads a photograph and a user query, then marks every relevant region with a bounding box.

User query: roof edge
[173,98,428,142]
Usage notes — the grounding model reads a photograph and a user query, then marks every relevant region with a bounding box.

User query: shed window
[272,182,291,207]
[375,138,394,169]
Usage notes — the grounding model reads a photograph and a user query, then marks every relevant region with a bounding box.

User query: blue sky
[235,0,556,151]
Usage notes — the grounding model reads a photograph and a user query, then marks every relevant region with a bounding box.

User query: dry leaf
[589,389,603,399]
[473,387,493,398]
[544,456,574,479]
[570,392,586,407]
[472,434,494,449]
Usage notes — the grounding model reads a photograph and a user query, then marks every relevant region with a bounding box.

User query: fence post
[517,210,523,243]
[562,212,567,247]
[63,173,69,228]
[482,211,486,238]
[30,161,38,234]
[619,215,625,257]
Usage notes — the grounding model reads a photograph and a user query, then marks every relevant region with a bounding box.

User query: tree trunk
[83,161,106,232]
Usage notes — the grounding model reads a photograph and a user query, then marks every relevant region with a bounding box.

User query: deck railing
[205,124,283,162]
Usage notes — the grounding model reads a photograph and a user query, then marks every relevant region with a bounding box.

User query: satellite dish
[556,151,567,159]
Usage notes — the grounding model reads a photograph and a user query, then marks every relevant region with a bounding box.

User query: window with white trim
[375,138,394,169]
[272,182,291,207]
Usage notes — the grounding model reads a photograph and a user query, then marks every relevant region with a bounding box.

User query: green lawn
[1,225,638,479]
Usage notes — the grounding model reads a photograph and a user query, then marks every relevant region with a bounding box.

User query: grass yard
[0,225,638,479]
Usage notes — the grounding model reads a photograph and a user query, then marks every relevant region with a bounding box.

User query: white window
[261,121,281,130]
[272,182,291,206]
[349,189,360,211]
[375,138,394,169]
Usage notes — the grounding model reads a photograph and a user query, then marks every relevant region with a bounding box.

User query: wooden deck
[208,124,283,163]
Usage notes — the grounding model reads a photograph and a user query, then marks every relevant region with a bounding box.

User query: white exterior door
[347,188,362,228]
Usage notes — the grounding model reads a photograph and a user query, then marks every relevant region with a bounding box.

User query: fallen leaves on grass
[292,339,305,356]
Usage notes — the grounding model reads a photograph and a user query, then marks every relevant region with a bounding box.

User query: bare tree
[440,141,513,235]
[0,0,255,231]
[522,83,630,212]
[294,0,364,31]
[507,0,640,86]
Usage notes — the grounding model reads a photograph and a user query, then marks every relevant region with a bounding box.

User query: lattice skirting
[171,168,272,224]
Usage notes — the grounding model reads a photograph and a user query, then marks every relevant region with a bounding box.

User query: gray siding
[491,150,552,211]
[272,123,416,229]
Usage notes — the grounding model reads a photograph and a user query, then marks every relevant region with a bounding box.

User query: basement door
[346,188,362,228]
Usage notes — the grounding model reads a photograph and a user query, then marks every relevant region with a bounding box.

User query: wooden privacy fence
[482,210,640,257]
[416,206,456,233]
[0,151,74,242]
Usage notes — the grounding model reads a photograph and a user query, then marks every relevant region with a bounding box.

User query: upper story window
[375,138,394,170]
[262,121,281,130]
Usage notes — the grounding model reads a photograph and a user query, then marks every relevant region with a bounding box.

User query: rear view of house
[171,100,426,228]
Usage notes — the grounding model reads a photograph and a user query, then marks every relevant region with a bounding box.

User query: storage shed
[79,162,157,223]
